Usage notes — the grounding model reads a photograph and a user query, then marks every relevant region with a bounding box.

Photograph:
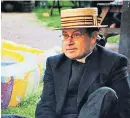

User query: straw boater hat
[55,7,107,30]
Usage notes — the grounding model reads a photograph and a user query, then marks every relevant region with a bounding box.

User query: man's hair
[85,28,99,37]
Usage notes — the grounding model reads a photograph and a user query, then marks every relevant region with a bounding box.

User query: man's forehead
[62,28,86,33]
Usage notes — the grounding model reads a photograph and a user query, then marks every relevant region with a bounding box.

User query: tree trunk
[119,1,130,74]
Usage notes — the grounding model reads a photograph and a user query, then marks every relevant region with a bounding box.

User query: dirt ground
[1,13,62,50]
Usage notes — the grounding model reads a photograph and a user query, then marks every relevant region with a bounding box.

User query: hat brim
[54,25,108,30]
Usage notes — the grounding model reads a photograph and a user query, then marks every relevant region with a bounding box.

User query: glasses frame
[61,31,88,41]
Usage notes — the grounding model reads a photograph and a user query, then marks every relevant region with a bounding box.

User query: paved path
[2,13,62,50]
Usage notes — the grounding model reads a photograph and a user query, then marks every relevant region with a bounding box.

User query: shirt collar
[76,51,92,63]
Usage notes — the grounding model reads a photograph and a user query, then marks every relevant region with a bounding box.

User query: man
[35,8,130,118]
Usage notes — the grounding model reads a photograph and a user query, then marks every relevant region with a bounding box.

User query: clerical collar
[76,51,92,63]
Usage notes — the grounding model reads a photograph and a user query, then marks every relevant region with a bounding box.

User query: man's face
[62,28,97,60]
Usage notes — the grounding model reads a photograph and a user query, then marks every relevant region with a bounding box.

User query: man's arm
[110,55,130,118]
[35,58,57,118]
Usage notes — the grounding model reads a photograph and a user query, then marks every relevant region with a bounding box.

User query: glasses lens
[62,32,86,40]
[72,32,82,40]
[62,34,69,40]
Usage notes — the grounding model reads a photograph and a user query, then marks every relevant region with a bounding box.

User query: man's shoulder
[47,53,67,66]
[48,53,65,61]
[97,45,128,74]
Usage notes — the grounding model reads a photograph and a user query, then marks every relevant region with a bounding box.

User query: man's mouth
[66,48,77,51]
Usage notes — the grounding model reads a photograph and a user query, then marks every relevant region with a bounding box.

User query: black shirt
[61,60,86,118]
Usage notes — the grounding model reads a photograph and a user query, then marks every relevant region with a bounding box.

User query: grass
[107,35,120,43]
[1,82,43,118]
[34,8,61,28]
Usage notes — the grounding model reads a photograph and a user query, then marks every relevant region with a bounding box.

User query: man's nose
[68,35,74,41]
[67,36,74,45]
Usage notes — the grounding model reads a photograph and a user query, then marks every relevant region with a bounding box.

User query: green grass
[34,8,61,28]
[33,0,74,28]
[107,35,120,44]
[1,82,43,118]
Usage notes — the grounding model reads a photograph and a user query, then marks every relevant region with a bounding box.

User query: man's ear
[90,31,98,44]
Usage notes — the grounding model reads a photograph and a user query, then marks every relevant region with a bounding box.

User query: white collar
[76,51,92,63]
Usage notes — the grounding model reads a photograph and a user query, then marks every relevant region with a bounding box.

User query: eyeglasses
[61,32,87,41]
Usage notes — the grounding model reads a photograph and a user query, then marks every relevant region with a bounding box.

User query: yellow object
[2,40,44,54]
[1,47,41,107]
[42,12,50,17]
[1,49,24,62]
[1,49,27,106]
[2,40,45,79]
[8,72,30,106]
[38,64,44,79]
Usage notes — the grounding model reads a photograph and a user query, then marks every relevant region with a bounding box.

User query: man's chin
[65,54,81,60]
[65,53,87,60]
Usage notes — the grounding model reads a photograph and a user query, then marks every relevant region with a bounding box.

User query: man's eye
[73,33,81,37]
[63,34,69,38]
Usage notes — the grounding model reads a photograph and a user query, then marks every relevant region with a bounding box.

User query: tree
[119,1,130,75]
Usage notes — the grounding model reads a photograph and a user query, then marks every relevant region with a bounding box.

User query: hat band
[61,15,98,28]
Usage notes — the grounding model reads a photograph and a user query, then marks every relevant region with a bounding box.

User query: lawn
[1,82,43,118]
